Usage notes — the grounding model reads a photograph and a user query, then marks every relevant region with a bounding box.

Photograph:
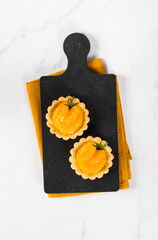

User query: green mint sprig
[92,141,108,150]
[64,96,79,109]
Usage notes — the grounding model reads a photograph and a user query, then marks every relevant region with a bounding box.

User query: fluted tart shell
[46,96,90,140]
[69,136,114,180]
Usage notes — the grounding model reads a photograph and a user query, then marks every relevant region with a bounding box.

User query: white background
[0,0,158,239]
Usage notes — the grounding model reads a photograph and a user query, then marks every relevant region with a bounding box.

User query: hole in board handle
[74,42,81,49]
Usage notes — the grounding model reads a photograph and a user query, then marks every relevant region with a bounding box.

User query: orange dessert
[69,136,114,180]
[46,96,89,140]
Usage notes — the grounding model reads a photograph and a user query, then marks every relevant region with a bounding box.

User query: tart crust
[69,136,114,180]
[46,96,90,140]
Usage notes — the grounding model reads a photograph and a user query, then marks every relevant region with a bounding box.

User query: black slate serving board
[40,33,119,193]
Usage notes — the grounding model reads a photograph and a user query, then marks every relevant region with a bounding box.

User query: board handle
[63,33,90,72]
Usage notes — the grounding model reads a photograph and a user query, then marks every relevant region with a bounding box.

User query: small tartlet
[46,96,90,140]
[69,136,114,180]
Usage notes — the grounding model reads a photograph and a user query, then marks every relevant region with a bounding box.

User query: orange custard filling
[76,141,107,175]
[52,102,84,135]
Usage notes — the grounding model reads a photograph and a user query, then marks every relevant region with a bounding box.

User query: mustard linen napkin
[26,58,132,197]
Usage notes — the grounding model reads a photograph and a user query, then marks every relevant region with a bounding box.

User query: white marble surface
[0,0,158,239]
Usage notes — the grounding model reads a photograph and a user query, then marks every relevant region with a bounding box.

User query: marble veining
[0,0,158,239]
[81,221,86,240]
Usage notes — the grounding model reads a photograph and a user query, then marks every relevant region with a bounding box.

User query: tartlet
[69,136,114,180]
[46,96,90,140]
